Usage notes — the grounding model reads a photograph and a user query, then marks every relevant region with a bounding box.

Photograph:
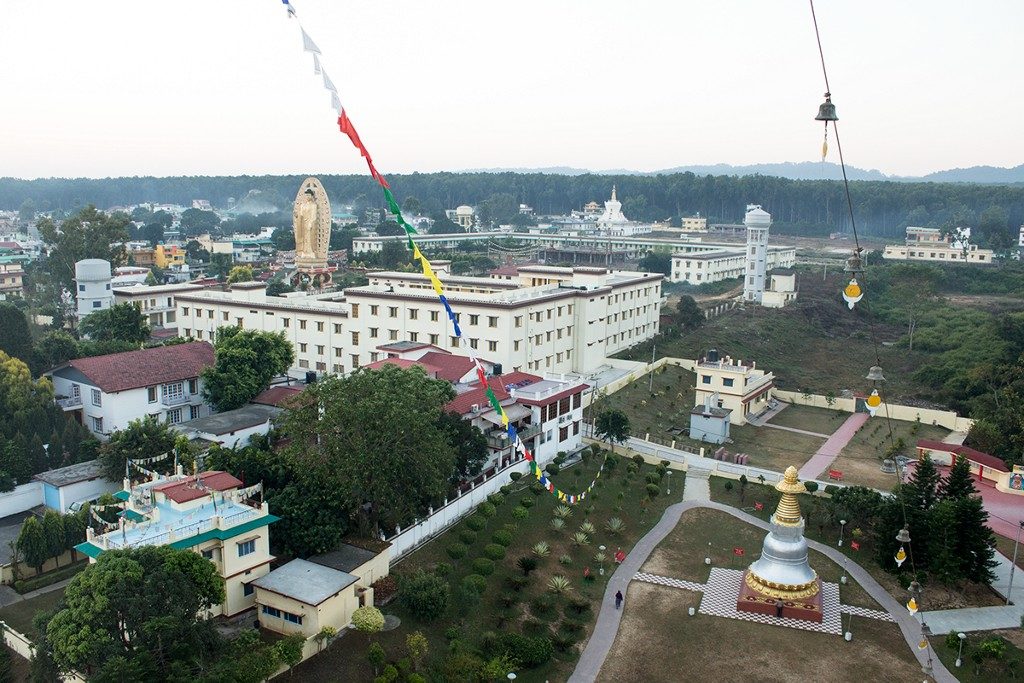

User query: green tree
[41,509,65,567]
[329,225,361,252]
[402,196,422,215]
[37,206,131,291]
[939,455,977,500]
[184,240,210,262]
[428,211,462,235]
[367,642,386,676]
[18,198,36,223]
[637,251,671,276]
[79,302,151,345]
[282,365,457,532]
[595,409,631,453]
[179,208,221,235]
[950,496,997,584]
[266,279,295,297]
[406,631,428,672]
[43,545,224,678]
[352,605,385,633]
[32,331,80,374]
[0,303,32,365]
[226,265,254,284]
[207,253,233,281]
[439,411,489,478]
[376,220,404,237]
[672,295,704,331]
[273,633,306,677]
[200,327,294,411]
[99,416,176,481]
[905,455,942,512]
[16,515,48,573]
[399,570,450,621]
[380,241,409,269]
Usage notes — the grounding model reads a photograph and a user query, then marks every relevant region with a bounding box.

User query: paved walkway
[743,401,788,427]
[922,550,1024,633]
[682,467,710,502]
[760,422,831,438]
[798,413,870,481]
[569,490,953,682]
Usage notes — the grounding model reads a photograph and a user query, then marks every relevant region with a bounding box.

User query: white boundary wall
[0,482,42,518]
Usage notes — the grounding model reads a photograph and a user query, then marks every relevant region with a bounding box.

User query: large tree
[32,330,80,374]
[439,411,489,479]
[43,545,224,679]
[201,326,294,411]
[0,303,33,364]
[637,251,672,276]
[673,295,704,331]
[37,206,131,292]
[99,416,177,481]
[281,365,457,533]
[376,220,404,237]
[179,208,220,235]
[79,302,151,345]
[226,265,254,284]
[595,409,631,453]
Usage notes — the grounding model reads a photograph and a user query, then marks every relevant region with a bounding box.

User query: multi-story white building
[883,226,995,264]
[75,259,114,320]
[113,282,207,331]
[48,341,214,439]
[176,266,663,379]
[0,263,24,299]
[693,350,775,426]
[670,246,795,285]
[681,215,709,233]
[743,205,771,303]
[76,468,277,617]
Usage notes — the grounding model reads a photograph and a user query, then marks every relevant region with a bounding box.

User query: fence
[774,390,972,432]
[0,482,43,518]
[386,457,531,562]
[0,622,85,683]
[1,548,80,585]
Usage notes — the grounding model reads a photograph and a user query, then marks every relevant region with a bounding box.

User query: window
[389,329,398,341]
[560,426,569,442]
[261,605,281,619]
[430,311,439,322]
[370,352,379,362]
[723,378,734,387]
[316,361,326,371]
[388,307,398,318]
[488,340,497,352]
[488,316,498,328]
[190,405,201,420]
[333,364,342,373]
[283,611,304,625]
[469,338,478,349]
[334,347,343,357]
[91,416,103,433]
[469,314,479,325]
[409,309,418,320]
[515,316,523,328]
[316,321,324,332]
[201,548,214,559]
[351,354,360,368]
[283,318,290,328]
[92,301,101,309]
[243,583,254,596]
[370,305,379,315]
[513,340,520,351]
[188,379,198,394]
[148,387,157,403]
[91,388,102,406]
[166,408,182,424]
[222,312,229,321]
[299,319,307,330]
[369,327,378,338]
[300,343,307,352]
[299,359,309,368]
[183,306,189,315]
[409,332,419,342]
[237,539,256,557]
[78,284,85,292]
[316,345,324,355]
[701,375,712,385]
[573,393,581,409]
[429,334,439,345]
[351,332,359,345]
[350,303,359,318]
[334,323,342,334]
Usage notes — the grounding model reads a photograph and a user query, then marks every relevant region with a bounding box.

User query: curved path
[568,499,954,683]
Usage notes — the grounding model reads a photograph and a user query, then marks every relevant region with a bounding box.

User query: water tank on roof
[744,204,772,229]
[706,348,720,363]
[75,258,112,282]
[492,363,503,376]
[305,371,317,385]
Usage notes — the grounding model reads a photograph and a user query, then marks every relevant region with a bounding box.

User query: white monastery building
[883,226,995,264]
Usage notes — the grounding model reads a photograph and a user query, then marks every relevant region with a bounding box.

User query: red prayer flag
[614,549,626,563]
[583,566,591,577]
[733,547,745,556]
[850,541,860,551]
[337,110,390,189]
[754,502,764,511]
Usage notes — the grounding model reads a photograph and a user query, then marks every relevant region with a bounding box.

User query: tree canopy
[36,205,131,291]
[439,410,489,479]
[672,295,704,331]
[595,409,631,451]
[0,303,33,365]
[99,416,177,481]
[79,302,151,345]
[226,265,254,284]
[200,326,294,411]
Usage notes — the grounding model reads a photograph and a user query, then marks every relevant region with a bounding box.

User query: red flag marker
[850,541,860,551]
[733,547,745,556]
[754,502,764,511]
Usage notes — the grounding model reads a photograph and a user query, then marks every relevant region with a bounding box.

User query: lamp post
[666,470,672,495]
[507,673,517,681]
[1006,520,1024,606]
[955,632,966,668]
[838,519,846,547]
[705,541,712,566]
[599,545,606,576]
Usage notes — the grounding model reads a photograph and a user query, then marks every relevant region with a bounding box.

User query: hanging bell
[815,93,838,122]
[866,366,886,383]
[896,527,911,544]
[844,248,863,274]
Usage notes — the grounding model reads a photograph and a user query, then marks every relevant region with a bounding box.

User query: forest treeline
[3,172,1024,241]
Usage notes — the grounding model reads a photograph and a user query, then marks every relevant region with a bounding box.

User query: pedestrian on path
[775,599,784,618]
[615,590,623,609]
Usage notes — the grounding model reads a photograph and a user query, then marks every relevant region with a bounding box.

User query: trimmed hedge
[491,529,514,547]
[472,557,495,576]
[466,515,487,531]
[483,543,507,561]
[462,574,488,594]
[459,530,478,545]
[446,543,467,560]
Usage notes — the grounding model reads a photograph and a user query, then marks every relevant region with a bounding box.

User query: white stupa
[597,186,629,230]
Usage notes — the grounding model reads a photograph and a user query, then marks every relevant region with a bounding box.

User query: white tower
[75,259,113,320]
[743,204,771,303]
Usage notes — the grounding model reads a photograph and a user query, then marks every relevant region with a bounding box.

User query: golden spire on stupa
[773,466,807,526]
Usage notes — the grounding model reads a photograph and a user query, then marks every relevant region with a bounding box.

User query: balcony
[57,395,82,410]
[486,423,542,450]
[161,393,191,407]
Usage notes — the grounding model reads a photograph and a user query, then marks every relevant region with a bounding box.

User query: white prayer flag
[301,28,321,54]
[322,70,337,93]
[331,92,343,113]
[313,54,322,75]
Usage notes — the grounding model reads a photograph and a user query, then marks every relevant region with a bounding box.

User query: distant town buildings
[883,226,995,264]
[113,282,207,332]
[0,262,25,299]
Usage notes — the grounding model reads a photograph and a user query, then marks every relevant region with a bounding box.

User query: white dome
[744,205,772,228]
[75,259,112,281]
[456,205,474,216]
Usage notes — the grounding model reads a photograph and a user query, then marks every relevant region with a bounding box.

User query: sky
[0,0,1021,180]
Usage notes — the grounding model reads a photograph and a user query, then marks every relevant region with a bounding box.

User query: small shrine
[737,466,822,622]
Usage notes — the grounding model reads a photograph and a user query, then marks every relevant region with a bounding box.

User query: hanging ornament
[842,278,863,309]
[895,545,907,568]
[906,597,918,615]
[821,128,829,161]
[866,389,882,417]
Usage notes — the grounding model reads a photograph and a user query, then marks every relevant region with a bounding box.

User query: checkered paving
[698,568,843,634]
[633,572,705,592]
[840,604,895,622]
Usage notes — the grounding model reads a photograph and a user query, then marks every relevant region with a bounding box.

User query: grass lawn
[930,630,1024,682]
[0,587,66,637]
[708,477,1003,611]
[768,403,847,435]
[293,451,685,683]
[829,417,948,490]
[994,535,1024,570]
[598,510,926,682]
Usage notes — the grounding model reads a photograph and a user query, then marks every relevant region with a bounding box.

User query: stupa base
[736,570,823,623]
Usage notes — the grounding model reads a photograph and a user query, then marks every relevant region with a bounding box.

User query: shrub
[530,482,546,496]
[532,541,551,557]
[487,493,505,507]
[522,617,546,636]
[551,631,578,652]
[400,570,451,621]
[500,592,519,608]
[352,605,386,633]
[605,517,625,534]
[626,463,639,475]
[604,456,618,471]
[559,618,584,634]
[571,532,590,546]
[459,529,478,545]
[435,562,452,577]
[632,454,645,465]
[462,574,488,594]
[645,472,660,485]
[805,481,819,493]
[499,484,512,496]
[824,484,840,496]
[545,463,561,476]
[579,521,596,535]
[530,594,555,616]
[445,626,461,641]
[548,575,573,594]
[553,504,573,519]
[473,558,495,576]
[483,543,507,561]
[724,480,734,492]
[566,595,591,616]
[446,542,467,560]
[519,496,534,508]
[549,518,566,532]
[368,642,387,674]
[466,515,487,531]
[492,529,513,547]
[495,633,553,668]
[646,483,660,498]
[660,459,670,467]
[479,502,497,518]
[559,554,573,566]
[506,575,530,592]
[517,556,538,575]
[512,506,529,520]
[509,471,523,482]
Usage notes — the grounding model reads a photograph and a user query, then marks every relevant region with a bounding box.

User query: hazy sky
[1,1,1021,179]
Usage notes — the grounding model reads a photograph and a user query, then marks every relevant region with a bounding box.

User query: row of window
[537,420,581,444]
[261,605,303,624]
[540,393,582,422]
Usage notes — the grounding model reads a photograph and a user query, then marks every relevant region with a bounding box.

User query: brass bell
[896,527,911,544]
[866,365,886,383]
[815,93,838,122]
[844,248,863,273]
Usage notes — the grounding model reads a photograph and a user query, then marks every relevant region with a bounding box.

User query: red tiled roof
[252,385,303,407]
[488,264,521,277]
[0,241,22,249]
[64,341,214,393]
[446,371,542,415]
[364,358,440,378]
[417,352,477,383]
[152,471,243,504]
[916,439,1010,473]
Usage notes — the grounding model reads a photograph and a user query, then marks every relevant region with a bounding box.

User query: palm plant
[579,521,596,535]
[548,575,573,594]
[605,517,625,534]
[549,518,566,532]
[571,532,590,547]
[553,505,573,519]
[532,541,551,557]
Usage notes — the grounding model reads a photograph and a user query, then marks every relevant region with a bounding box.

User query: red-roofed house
[251,385,304,408]
[915,439,1021,492]
[48,341,215,439]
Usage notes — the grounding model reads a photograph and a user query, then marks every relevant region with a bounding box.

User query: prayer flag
[850,541,860,551]
[301,28,321,54]
[733,547,745,556]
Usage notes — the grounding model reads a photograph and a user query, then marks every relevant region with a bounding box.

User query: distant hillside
[920,164,1024,184]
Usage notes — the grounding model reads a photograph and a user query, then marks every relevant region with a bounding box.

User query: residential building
[113,282,206,331]
[743,204,771,304]
[48,341,214,439]
[670,246,795,285]
[0,263,24,299]
[33,460,119,512]
[447,205,475,230]
[155,244,186,269]
[882,226,995,264]
[76,469,278,617]
[174,403,282,449]
[128,246,158,267]
[75,259,114,320]
[176,266,662,378]
[761,270,798,309]
[693,350,774,426]
[680,215,709,233]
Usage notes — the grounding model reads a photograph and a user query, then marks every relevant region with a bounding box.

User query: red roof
[0,241,22,249]
[152,471,243,504]
[446,371,541,415]
[916,439,1010,473]
[252,385,303,407]
[488,264,521,277]
[364,358,440,378]
[62,341,214,393]
[417,352,477,382]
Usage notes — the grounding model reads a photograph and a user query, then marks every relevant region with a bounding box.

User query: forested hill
[3,172,1024,241]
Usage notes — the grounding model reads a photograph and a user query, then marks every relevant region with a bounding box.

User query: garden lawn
[828,416,948,490]
[292,451,685,683]
[0,586,66,637]
[929,630,1024,682]
[767,403,846,435]
[994,536,1024,571]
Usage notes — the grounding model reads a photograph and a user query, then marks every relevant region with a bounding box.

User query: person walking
[615,590,624,609]
[774,599,784,618]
